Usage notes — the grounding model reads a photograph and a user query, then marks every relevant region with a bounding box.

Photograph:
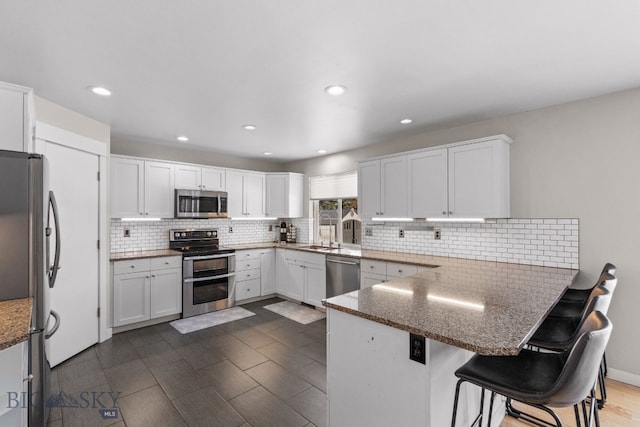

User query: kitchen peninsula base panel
[327,308,504,427]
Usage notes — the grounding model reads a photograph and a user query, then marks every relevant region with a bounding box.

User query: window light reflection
[372,284,414,296]
[427,294,485,311]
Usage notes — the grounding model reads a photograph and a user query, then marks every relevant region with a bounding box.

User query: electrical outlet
[365,227,373,237]
[228,226,233,233]
[410,333,426,364]
[399,229,405,238]
[434,229,441,240]
[268,225,273,232]
[123,229,130,237]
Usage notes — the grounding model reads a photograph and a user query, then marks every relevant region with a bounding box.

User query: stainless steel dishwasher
[326,255,361,298]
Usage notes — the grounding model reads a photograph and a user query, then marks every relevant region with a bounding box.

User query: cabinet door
[305,264,326,307]
[225,170,245,217]
[358,160,381,218]
[111,158,144,218]
[261,250,276,295]
[113,272,150,326]
[265,174,287,218]
[380,156,407,218]
[201,167,226,191]
[360,272,386,289]
[286,261,305,301]
[244,172,265,218]
[0,86,26,152]
[150,268,182,319]
[175,165,201,190]
[448,140,510,218]
[145,161,175,217]
[407,149,448,218]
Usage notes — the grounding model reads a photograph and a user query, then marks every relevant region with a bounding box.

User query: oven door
[183,273,235,318]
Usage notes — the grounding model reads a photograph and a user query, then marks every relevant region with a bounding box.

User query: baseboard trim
[608,368,640,387]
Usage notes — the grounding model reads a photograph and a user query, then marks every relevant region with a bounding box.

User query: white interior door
[45,142,100,367]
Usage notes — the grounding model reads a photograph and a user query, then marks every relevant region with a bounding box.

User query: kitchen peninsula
[323,257,578,427]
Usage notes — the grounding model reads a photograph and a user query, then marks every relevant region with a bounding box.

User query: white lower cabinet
[0,341,27,426]
[235,248,276,302]
[112,256,182,327]
[360,259,428,289]
[281,250,325,307]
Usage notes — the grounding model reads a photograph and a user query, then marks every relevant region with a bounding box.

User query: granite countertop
[323,259,578,356]
[110,249,182,261]
[0,298,32,351]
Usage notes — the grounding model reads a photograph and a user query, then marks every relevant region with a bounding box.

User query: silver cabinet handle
[151,275,156,278]
[130,265,135,269]
[398,270,403,273]
[442,211,447,215]
[449,211,453,215]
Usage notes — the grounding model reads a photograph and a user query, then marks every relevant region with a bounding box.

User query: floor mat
[170,306,255,334]
[263,301,326,325]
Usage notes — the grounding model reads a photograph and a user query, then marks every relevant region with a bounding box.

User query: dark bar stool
[549,272,616,319]
[451,311,612,427]
[559,263,616,304]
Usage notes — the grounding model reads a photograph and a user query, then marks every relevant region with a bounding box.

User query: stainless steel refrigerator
[0,149,61,427]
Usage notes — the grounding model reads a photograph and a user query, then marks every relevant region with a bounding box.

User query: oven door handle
[184,253,236,261]
[184,272,236,283]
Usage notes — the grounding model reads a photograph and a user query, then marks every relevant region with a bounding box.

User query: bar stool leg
[487,391,497,427]
[597,359,607,409]
[450,380,485,427]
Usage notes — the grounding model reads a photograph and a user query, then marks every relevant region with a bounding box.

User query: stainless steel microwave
[175,189,228,218]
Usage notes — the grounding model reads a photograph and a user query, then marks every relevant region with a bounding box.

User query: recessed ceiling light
[263,152,272,156]
[324,85,347,96]
[87,86,112,96]
[242,124,257,131]
[177,136,189,142]
[317,149,327,154]
[400,119,413,124]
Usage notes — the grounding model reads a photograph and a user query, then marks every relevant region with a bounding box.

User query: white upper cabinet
[358,156,407,219]
[448,139,510,218]
[175,164,226,191]
[407,149,448,218]
[201,166,226,191]
[0,81,34,153]
[226,170,265,218]
[265,172,303,218]
[144,161,175,217]
[111,157,144,218]
[111,157,175,218]
[360,135,511,219]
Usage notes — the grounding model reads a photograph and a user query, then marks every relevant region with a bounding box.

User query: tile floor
[47,297,326,427]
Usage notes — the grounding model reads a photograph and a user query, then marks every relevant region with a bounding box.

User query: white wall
[34,96,110,147]
[111,136,282,172]
[285,87,640,378]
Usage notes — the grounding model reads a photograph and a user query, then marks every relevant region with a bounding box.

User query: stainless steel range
[169,229,235,318]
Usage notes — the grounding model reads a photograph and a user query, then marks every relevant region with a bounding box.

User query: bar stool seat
[451,311,612,427]
[559,263,616,304]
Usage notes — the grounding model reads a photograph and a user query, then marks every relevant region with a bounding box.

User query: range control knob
[174,232,180,239]
[207,231,212,237]
[181,232,187,237]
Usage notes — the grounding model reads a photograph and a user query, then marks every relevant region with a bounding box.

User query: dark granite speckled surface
[324,258,577,356]
[0,298,32,351]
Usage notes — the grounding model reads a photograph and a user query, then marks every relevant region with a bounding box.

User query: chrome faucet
[320,213,334,249]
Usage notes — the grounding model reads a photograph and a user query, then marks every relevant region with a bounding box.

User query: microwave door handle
[217,195,221,215]
[48,191,62,289]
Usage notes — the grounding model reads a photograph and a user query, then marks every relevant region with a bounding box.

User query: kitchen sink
[300,245,340,251]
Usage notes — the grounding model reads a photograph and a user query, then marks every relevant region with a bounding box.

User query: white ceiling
[2,1,640,162]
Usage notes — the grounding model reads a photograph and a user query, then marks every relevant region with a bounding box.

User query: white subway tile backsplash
[361,218,579,269]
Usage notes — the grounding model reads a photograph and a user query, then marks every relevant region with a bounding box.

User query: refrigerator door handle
[48,190,61,288]
[45,310,60,339]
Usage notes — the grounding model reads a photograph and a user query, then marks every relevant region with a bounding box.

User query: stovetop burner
[169,228,234,257]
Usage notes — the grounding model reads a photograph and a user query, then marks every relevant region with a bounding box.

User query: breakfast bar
[323,257,578,427]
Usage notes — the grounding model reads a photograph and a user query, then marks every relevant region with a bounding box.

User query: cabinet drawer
[361,259,386,275]
[286,250,325,266]
[237,249,262,260]
[236,277,261,300]
[236,268,261,282]
[386,262,418,278]
[361,273,387,289]
[150,256,182,271]
[113,258,151,275]
[236,258,261,271]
